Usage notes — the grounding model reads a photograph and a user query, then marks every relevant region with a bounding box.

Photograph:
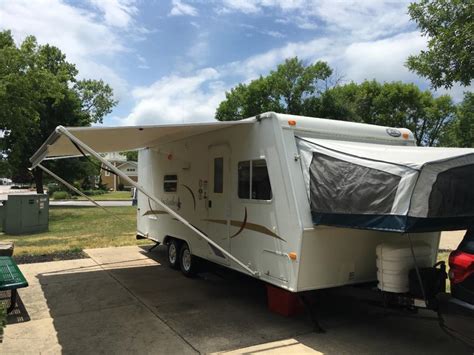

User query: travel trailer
[30,112,474,298]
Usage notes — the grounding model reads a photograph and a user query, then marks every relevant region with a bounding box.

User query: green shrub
[82,190,106,196]
[52,191,71,200]
[46,183,61,196]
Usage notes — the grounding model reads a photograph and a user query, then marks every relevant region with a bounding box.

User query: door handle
[208,200,212,208]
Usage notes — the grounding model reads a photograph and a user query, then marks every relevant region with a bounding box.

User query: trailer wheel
[179,242,197,277]
[167,239,180,269]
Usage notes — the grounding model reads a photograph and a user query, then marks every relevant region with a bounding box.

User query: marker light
[402,132,409,139]
[288,120,296,126]
[288,252,297,260]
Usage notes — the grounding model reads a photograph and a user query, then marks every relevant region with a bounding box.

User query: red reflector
[449,250,474,284]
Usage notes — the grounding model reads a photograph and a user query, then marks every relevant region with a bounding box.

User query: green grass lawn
[0,206,147,257]
[76,191,132,201]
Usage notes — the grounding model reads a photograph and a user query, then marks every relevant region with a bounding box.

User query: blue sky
[0,0,469,126]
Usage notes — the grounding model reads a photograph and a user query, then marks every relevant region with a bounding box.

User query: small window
[238,159,272,200]
[238,161,251,198]
[214,157,224,193]
[105,170,110,177]
[164,174,178,192]
[252,159,272,200]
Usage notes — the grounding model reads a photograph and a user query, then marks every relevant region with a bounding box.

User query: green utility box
[1,194,49,235]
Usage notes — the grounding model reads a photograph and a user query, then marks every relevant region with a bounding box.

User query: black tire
[179,242,198,277]
[167,239,181,269]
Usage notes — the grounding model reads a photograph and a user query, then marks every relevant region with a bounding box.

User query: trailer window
[238,161,251,198]
[252,159,272,200]
[214,157,224,193]
[238,159,272,200]
[163,174,178,192]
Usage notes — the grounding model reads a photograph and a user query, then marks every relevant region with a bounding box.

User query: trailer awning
[297,137,474,233]
[30,120,255,167]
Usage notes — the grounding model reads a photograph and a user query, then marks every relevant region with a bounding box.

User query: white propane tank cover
[376,242,433,293]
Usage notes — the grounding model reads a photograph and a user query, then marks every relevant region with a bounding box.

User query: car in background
[437,229,474,347]
[449,229,474,304]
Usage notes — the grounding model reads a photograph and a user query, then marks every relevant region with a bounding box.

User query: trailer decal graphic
[204,208,286,242]
[229,207,247,238]
[181,184,196,211]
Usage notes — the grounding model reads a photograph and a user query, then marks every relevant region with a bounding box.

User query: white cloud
[219,0,411,40]
[124,68,223,125]
[336,31,427,83]
[261,30,285,38]
[120,36,337,125]
[0,0,140,101]
[1,1,124,56]
[120,30,431,125]
[187,32,210,65]
[312,0,412,40]
[220,0,260,14]
[89,0,137,28]
[221,0,305,14]
[226,37,335,79]
[105,0,465,126]
[136,54,150,70]
[169,0,198,17]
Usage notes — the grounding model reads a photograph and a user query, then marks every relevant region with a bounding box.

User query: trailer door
[207,144,231,264]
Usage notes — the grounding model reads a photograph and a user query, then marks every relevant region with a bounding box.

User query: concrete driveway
[1,246,471,354]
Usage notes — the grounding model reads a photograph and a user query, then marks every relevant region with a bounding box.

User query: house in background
[100,152,138,191]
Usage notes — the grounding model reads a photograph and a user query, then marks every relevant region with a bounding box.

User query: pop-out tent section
[297,137,474,233]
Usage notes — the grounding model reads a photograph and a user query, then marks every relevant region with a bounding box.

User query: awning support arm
[36,164,124,224]
[55,126,259,277]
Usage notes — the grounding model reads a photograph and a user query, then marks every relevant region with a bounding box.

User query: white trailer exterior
[134,112,440,292]
[31,112,474,292]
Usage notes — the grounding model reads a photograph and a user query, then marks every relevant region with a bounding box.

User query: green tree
[216,57,332,121]
[313,81,455,146]
[0,157,10,178]
[0,30,117,192]
[406,0,473,89]
[217,56,456,146]
[440,92,474,147]
[122,151,138,162]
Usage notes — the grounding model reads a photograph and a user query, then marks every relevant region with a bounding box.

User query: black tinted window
[214,157,224,193]
[252,159,272,200]
[164,174,178,192]
[238,161,250,198]
[238,159,272,200]
[428,164,474,217]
